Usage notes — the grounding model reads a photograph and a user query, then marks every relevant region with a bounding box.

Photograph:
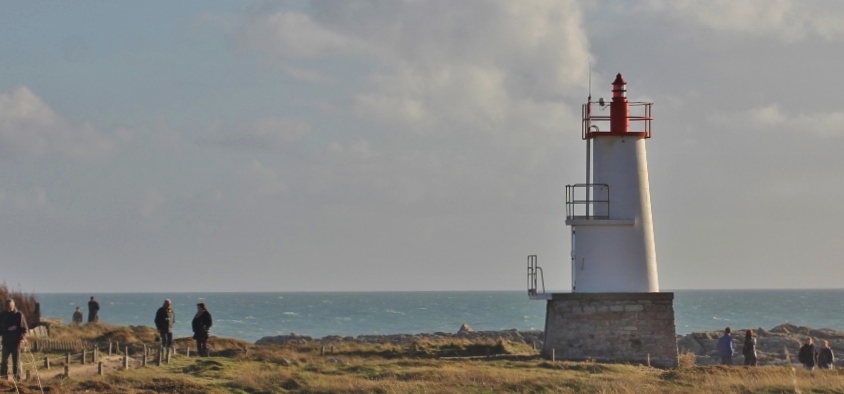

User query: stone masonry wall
[543,292,678,368]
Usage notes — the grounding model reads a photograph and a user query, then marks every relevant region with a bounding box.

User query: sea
[35,290,844,344]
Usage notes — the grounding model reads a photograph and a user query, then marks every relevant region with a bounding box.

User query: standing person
[798,338,817,370]
[742,329,757,366]
[818,340,835,369]
[192,303,213,357]
[0,299,28,381]
[154,299,175,350]
[716,327,734,365]
[71,306,83,325]
[87,296,100,323]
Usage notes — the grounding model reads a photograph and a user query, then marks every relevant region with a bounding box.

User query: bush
[0,283,39,328]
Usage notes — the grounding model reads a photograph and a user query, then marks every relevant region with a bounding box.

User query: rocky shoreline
[256,323,844,366]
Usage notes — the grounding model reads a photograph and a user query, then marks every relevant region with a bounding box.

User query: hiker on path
[87,296,100,323]
[154,299,175,349]
[0,298,28,381]
[192,302,213,357]
[716,327,734,365]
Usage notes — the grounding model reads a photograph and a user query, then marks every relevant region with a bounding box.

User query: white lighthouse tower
[568,73,659,293]
[528,73,678,367]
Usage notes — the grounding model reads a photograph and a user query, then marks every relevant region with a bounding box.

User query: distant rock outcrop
[255,329,544,348]
[677,324,844,366]
[458,323,473,333]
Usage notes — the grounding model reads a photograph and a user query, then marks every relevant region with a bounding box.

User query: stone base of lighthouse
[542,292,678,368]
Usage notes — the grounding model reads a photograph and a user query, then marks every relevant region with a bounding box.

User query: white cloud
[721,104,844,137]
[237,11,362,58]
[200,117,311,149]
[640,0,844,42]
[239,1,590,135]
[235,160,287,200]
[140,188,164,218]
[0,86,115,159]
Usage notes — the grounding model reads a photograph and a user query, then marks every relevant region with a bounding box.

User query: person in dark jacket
[742,329,757,366]
[798,337,817,370]
[191,303,213,357]
[154,299,175,349]
[0,299,28,381]
[716,327,734,365]
[818,340,835,369]
[72,306,83,325]
[87,296,100,323]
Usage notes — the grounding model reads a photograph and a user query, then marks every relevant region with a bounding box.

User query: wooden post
[144,344,148,358]
[123,346,129,370]
[157,347,163,366]
[98,361,103,375]
[66,353,71,366]
[81,349,87,365]
[647,353,651,367]
[321,346,325,356]
[552,348,556,362]
[108,341,113,356]
[142,352,147,367]
[64,365,69,377]
[166,348,172,364]
[44,357,50,369]
[33,340,38,352]
[186,346,190,358]
[94,346,98,363]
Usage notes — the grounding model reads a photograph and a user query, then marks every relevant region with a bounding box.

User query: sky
[2,0,844,293]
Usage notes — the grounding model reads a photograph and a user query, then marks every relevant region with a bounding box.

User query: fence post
[186,346,190,358]
[66,353,70,366]
[157,347,163,366]
[94,346,98,363]
[44,357,50,370]
[108,341,113,356]
[321,346,325,356]
[123,346,129,370]
[64,365,69,377]
[98,361,103,375]
[81,349,87,365]
[166,348,172,364]
[552,348,556,362]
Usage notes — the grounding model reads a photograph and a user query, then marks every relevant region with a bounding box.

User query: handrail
[566,184,610,220]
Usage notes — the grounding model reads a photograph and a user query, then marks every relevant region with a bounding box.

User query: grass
[5,325,844,393]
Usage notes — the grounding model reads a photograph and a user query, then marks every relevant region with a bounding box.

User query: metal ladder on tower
[527,255,549,299]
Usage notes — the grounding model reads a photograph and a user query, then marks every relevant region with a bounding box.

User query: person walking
[87,296,100,323]
[716,327,734,365]
[742,329,757,366]
[798,337,817,370]
[72,306,83,325]
[191,303,213,357]
[818,340,835,369]
[154,299,175,350]
[0,299,28,381]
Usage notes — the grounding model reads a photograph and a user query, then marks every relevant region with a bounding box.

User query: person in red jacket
[0,299,28,381]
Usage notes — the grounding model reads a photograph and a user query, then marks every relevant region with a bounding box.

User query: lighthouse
[569,73,659,293]
[527,74,678,367]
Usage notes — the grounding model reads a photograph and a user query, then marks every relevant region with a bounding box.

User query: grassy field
[3,324,844,393]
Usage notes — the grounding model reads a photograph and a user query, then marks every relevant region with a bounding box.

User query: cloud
[0,86,115,159]
[199,117,311,149]
[639,0,844,42]
[238,0,590,134]
[234,160,288,200]
[236,11,362,59]
[716,104,844,137]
